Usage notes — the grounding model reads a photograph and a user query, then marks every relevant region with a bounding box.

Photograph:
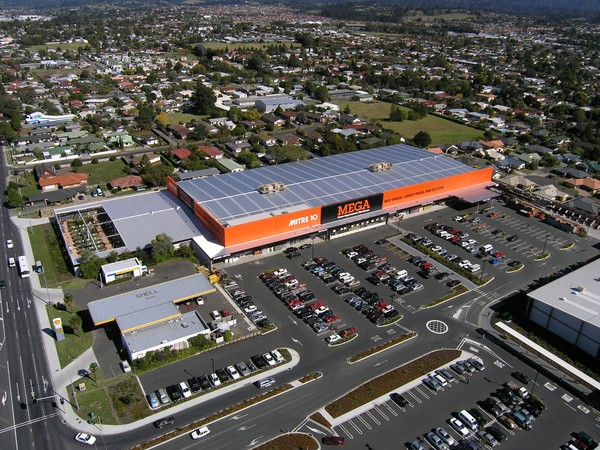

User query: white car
[120,360,131,373]
[6,239,13,249]
[325,334,341,344]
[270,349,284,363]
[210,310,222,320]
[226,365,241,380]
[179,381,192,398]
[273,268,288,277]
[458,260,472,268]
[209,373,221,387]
[449,418,470,437]
[262,352,276,366]
[8,257,15,268]
[74,433,97,445]
[190,426,210,440]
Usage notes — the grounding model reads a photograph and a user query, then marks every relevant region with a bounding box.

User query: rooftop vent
[368,161,393,172]
[258,181,286,194]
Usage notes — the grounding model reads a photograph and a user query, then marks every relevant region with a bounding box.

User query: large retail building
[168,144,496,266]
[55,144,496,270]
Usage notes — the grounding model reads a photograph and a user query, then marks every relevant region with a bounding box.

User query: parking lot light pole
[479,258,486,283]
[311,236,315,260]
[211,358,215,374]
[540,234,550,256]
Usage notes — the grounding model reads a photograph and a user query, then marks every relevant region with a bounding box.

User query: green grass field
[200,41,299,51]
[166,112,208,125]
[78,160,128,186]
[30,223,73,287]
[26,42,85,52]
[333,100,482,146]
[46,304,94,368]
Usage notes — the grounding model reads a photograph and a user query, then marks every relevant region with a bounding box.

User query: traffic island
[534,252,551,261]
[347,331,417,363]
[252,432,318,450]
[325,349,460,419]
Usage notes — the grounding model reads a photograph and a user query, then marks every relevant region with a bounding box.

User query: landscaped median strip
[324,349,460,419]
[347,331,417,364]
[253,432,318,450]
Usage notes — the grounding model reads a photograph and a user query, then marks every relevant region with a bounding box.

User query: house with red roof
[108,175,145,191]
[170,148,192,161]
[39,173,88,191]
[198,145,224,159]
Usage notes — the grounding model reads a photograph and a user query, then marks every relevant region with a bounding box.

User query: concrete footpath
[11,215,301,436]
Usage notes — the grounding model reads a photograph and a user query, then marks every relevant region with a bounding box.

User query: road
[0,146,71,450]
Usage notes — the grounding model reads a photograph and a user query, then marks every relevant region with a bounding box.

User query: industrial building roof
[528,259,600,327]
[88,274,216,332]
[178,144,478,226]
[122,310,209,358]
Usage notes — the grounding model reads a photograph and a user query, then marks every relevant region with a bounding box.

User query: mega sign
[321,193,383,224]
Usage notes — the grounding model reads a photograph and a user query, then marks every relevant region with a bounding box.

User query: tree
[88,362,99,385]
[155,112,170,129]
[78,255,104,280]
[71,158,83,168]
[69,314,83,337]
[191,81,216,115]
[136,104,155,129]
[413,131,432,148]
[6,181,24,208]
[389,104,405,121]
[313,86,330,102]
[151,234,174,263]
[141,163,174,187]
[63,293,74,313]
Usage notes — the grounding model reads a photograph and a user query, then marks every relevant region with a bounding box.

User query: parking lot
[324,340,599,450]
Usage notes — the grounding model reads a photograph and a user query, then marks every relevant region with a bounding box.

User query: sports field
[199,41,300,51]
[333,100,482,146]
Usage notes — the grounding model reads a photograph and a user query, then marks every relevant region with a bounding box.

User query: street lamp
[311,235,315,260]
[211,358,215,374]
[479,258,487,283]
[540,234,550,257]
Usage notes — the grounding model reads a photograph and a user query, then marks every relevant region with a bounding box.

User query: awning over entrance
[455,187,501,204]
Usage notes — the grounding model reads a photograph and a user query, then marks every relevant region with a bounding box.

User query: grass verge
[424,285,469,307]
[46,304,94,368]
[31,223,73,287]
[253,433,318,450]
[348,332,416,363]
[299,372,322,383]
[310,411,332,430]
[325,349,460,418]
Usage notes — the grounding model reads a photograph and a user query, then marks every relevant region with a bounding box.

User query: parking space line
[366,410,381,425]
[347,419,363,434]
[414,386,431,399]
[337,424,353,439]
[382,401,399,416]
[357,414,373,430]
[373,405,389,421]
[408,390,423,403]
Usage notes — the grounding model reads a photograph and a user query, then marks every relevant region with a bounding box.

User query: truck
[504,381,530,400]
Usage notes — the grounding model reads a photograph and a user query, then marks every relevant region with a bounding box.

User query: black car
[215,368,230,383]
[434,272,450,280]
[153,416,175,428]
[251,354,267,369]
[469,408,487,426]
[188,377,202,393]
[0,280,5,289]
[166,384,182,401]
[283,246,298,254]
[522,401,542,417]
[480,399,502,417]
[507,235,519,242]
[298,291,315,301]
[508,260,522,267]
[299,243,312,250]
[485,426,507,443]
[287,251,301,259]
[446,279,461,288]
[390,392,409,407]
[198,375,212,391]
[366,275,381,285]
[512,371,531,384]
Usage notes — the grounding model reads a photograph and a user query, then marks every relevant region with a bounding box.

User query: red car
[309,301,325,310]
[322,436,345,445]
[323,315,339,323]
[339,327,357,338]
[492,251,505,258]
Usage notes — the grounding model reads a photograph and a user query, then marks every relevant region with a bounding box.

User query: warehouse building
[167,144,496,267]
[527,259,600,358]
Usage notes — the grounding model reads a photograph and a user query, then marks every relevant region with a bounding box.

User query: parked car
[262,352,276,366]
[251,354,267,370]
[120,360,131,373]
[339,327,357,338]
[147,392,159,408]
[512,371,531,384]
[325,334,341,344]
[178,381,192,398]
[435,427,457,447]
[215,368,230,383]
[498,414,518,430]
[236,362,251,377]
[187,377,202,393]
[198,375,212,390]
[390,392,409,407]
[226,365,241,380]
[322,436,345,445]
[166,384,182,401]
[449,418,470,437]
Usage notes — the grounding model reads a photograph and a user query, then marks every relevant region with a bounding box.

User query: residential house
[551,167,590,179]
[277,133,303,146]
[218,158,245,173]
[564,178,600,195]
[339,113,362,125]
[170,148,192,162]
[496,156,526,172]
[39,172,88,191]
[261,114,285,127]
[255,95,305,113]
[535,185,570,202]
[169,124,192,140]
[34,163,57,181]
[258,133,277,147]
[502,174,536,191]
[108,175,145,191]
[136,134,159,146]
[198,145,224,159]
[226,141,252,153]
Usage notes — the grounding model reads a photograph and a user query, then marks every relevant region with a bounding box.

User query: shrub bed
[326,349,460,418]
[253,433,318,450]
[309,411,332,430]
[348,332,416,363]
[424,285,468,307]
[299,372,322,383]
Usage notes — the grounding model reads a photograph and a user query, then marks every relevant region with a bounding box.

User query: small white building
[101,258,147,283]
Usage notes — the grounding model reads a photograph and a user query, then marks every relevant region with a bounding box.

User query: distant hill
[2,0,600,16]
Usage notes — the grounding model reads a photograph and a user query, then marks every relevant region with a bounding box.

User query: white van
[255,377,276,389]
[393,269,408,280]
[480,244,494,254]
[458,409,478,431]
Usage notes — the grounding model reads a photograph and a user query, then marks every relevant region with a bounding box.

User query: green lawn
[200,41,299,51]
[30,223,73,287]
[78,160,128,186]
[333,100,482,146]
[70,371,118,426]
[26,42,85,52]
[46,304,94,368]
[166,112,209,125]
